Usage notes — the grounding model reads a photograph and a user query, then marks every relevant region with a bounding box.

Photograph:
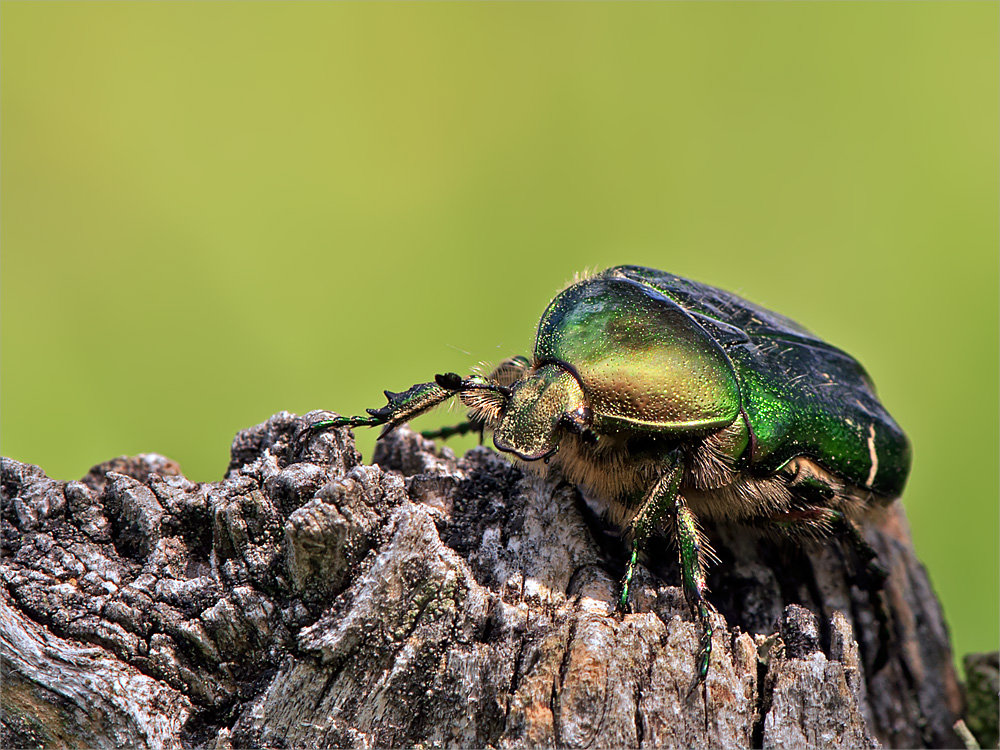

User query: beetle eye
[560,405,594,441]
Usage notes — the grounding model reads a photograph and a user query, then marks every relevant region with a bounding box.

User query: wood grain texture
[1,412,965,748]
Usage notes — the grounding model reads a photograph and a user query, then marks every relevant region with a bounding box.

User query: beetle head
[437,357,592,462]
[491,363,590,461]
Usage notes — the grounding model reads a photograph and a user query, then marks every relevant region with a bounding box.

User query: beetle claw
[291,416,347,459]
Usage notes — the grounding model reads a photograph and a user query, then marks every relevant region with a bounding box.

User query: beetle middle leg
[673,494,717,682]
[420,420,484,443]
[619,458,682,611]
[620,453,716,681]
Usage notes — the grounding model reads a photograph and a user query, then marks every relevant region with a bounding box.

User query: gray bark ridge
[1,411,964,748]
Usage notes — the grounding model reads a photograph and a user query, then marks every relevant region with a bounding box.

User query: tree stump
[1,412,967,748]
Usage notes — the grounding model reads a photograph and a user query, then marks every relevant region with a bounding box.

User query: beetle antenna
[435,372,511,398]
[435,372,464,390]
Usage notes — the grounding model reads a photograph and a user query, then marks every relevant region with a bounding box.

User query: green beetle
[301,265,910,679]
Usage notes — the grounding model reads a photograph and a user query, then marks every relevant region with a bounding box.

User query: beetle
[300,265,911,680]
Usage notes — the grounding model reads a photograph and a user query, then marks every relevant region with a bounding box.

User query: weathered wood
[1,412,966,748]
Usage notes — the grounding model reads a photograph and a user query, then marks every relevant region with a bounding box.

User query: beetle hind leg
[765,501,892,671]
[830,511,892,670]
[765,506,839,541]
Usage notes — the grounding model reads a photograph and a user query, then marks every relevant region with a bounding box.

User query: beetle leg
[618,459,684,611]
[673,495,715,682]
[766,507,838,540]
[825,512,887,585]
[618,455,715,680]
[420,420,485,442]
[295,380,457,456]
[767,507,892,671]
[830,511,891,671]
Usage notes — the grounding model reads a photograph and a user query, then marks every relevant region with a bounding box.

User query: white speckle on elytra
[865,424,878,488]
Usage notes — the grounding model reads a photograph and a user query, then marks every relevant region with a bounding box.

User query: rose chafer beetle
[302,265,910,680]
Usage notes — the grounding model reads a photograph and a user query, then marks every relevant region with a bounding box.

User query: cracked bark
[1,412,967,748]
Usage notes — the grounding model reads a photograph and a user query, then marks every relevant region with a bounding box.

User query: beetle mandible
[301,265,911,680]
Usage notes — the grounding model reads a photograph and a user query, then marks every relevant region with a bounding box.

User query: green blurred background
[3,2,996,667]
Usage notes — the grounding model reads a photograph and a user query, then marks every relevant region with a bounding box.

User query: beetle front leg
[294,379,456,456]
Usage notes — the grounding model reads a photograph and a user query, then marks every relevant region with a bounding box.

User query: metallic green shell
[535,276,741,433]
[603,266,911,498]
